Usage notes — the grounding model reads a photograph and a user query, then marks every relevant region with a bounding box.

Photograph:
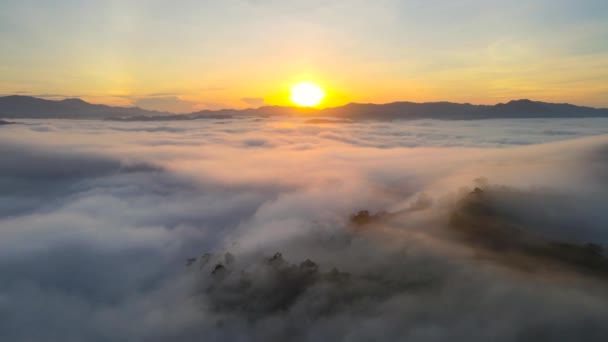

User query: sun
[289,82,326,107]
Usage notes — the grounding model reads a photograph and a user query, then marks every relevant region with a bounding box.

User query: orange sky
[1,1,607,112]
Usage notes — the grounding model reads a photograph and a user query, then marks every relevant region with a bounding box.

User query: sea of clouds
[1,117,608,341]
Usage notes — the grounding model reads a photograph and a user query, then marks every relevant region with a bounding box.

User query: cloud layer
[1,118,608,341]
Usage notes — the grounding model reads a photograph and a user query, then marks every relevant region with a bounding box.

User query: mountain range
[1,95,608,121]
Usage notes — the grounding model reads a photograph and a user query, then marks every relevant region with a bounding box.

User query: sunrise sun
[289,82,326,107]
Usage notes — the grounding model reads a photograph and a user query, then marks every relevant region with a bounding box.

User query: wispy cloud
[241,97,266,108]
[133,96,200,113]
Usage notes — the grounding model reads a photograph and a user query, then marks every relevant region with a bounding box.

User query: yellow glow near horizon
[289,82,326,107]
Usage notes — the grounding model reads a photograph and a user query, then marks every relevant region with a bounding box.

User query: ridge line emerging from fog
[1,95,608,121]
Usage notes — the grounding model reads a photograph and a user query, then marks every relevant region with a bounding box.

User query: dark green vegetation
[189,250,436,320]
[450,187,608,276]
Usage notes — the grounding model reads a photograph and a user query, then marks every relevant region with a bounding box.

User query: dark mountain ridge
[0,95,170,119]
[1,95,607,121]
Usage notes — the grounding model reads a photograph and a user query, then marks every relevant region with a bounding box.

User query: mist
[1,118,608,341]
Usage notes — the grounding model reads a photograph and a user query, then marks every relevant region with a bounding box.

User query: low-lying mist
[1,118,608,341]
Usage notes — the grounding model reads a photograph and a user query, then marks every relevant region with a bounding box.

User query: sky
[1,0,607,112]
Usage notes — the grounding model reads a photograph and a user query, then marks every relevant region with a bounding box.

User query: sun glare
[289,82,326,107]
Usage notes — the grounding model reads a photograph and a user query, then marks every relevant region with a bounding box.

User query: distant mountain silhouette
[320,99,608,120]
[1,95,607,121]
[0,95,169,119]
[97,99,608,121]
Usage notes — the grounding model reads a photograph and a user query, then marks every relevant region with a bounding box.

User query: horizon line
[1,94,607,114]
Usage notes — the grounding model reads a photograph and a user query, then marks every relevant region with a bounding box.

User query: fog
[1,118,608,341]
